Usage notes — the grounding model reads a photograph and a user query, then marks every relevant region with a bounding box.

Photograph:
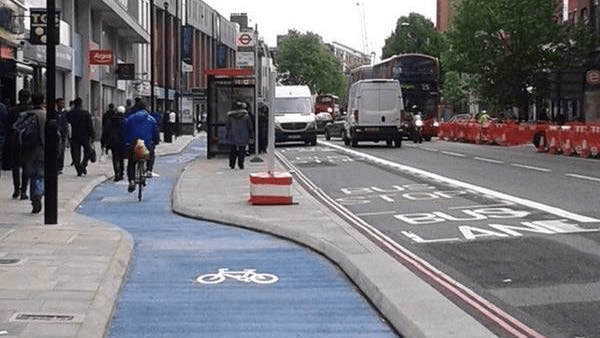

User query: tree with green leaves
[444,0,591,111]
[382,13,447,59]
[274,31,347,101]
[441,71,466,114]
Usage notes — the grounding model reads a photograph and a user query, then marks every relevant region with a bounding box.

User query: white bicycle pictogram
[196,268,279,284]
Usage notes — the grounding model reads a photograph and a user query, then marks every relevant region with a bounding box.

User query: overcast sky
[209,0,437,60]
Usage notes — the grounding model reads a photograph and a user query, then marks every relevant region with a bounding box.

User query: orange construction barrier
[438,119,600,159]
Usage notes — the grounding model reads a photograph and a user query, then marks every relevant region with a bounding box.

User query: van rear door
[358,84,402,126]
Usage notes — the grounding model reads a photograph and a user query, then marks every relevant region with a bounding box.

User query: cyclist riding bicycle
[121,99,160,193]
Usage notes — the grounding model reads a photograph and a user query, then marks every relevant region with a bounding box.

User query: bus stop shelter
[205,68,256,158]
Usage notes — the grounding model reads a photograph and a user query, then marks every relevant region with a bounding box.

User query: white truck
[344,79,403,148]
[273,85,317,146]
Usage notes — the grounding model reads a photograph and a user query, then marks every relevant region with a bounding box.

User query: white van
[344,79,403,147]
[273,85,317,146]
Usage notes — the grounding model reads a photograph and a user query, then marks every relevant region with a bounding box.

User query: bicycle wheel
[251,273,279,284]
[196,273,226,284]
[135,161,145,201]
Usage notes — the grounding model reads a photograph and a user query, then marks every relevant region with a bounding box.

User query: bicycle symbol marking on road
[196,268,279,285]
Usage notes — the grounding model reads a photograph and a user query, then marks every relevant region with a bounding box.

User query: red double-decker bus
[349,53,440,140]
[314,94,339,117]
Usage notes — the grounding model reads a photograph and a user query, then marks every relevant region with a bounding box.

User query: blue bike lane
[77,138,399,337]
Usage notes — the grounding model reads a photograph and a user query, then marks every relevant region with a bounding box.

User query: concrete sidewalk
[0,135,192,338]
[0,134,497,337]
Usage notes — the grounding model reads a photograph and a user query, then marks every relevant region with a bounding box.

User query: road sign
[587,70,600,86]
[237,32,255,47]
[89,50,113,65]
[29,8,60,45]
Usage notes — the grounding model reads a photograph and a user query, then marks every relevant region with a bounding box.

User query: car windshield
[362,89,398,111]
[273,98,312,115]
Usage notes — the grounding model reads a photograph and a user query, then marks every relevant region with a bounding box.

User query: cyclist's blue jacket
[121,108,160,153]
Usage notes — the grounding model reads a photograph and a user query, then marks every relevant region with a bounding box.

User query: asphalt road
[276,137,600,338]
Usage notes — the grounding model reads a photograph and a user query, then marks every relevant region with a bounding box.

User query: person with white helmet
[413,111,423,144]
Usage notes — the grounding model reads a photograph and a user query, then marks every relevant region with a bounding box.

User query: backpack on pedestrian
[13,111,40,152]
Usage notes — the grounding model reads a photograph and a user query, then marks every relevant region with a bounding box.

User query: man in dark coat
[5,89,32,199]
[67,97,94,176]
[0,98,7,179]
[106,105,126,181]
[226,101,253,169]
[101,103,115,153]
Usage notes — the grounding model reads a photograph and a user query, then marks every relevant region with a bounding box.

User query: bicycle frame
[134,159,146,201]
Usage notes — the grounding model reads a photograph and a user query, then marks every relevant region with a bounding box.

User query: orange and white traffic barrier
[249,172,293,205]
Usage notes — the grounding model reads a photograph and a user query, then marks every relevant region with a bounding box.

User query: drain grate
[10,313,84,323]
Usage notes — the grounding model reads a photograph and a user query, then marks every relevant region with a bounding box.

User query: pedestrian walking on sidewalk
[4,89,32,199]
[67,97,95,176]
[104,105,126,181]
[101,103,116,154]
[226,101,253,169]
[258,102,269,153]
[0,98,7,179]
[19,93,46,213]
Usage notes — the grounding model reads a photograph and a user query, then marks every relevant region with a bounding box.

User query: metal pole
[267,71,276,174]
[175,0,180,135]
[151,1,155,115]
[163,2,172,142]
[254,27,259,156]
[45,0,58,224]
[164,2,169,113]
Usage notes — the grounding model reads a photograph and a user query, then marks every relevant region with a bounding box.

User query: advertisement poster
[181,97,194,124]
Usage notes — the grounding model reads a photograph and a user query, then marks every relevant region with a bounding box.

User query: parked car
[315,112,333,134]
[447,113,473,122]
[324,113,347,140]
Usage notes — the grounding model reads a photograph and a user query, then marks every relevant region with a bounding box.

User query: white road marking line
[510,163,552,172]
[448,201,516,210]
[475,157,504,164]
[356,211,397,216]
[566,173,600,182]
[321,141,600,223]
[441,151,466,157]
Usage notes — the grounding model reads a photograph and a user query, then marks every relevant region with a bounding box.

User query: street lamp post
[45,0,58,224]
[163,1,172,142]
[175,0,180,136]
[150,1,155,116]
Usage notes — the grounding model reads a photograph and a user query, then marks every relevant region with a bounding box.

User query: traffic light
[29,8,60,45]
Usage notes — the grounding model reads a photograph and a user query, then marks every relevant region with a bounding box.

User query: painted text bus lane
[279,147,355,166]
[334,182,600,244]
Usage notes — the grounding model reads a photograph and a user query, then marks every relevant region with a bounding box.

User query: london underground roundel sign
[587,70,600,86]
[237,33,254,47]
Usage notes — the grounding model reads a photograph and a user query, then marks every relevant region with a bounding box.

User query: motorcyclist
[413,106,423,144]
